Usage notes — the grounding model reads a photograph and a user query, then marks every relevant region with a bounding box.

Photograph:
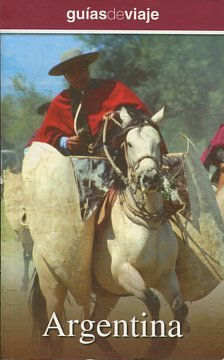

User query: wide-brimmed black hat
[48,49,100,76]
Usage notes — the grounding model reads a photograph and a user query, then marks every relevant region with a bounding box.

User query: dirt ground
[1,235,224,360]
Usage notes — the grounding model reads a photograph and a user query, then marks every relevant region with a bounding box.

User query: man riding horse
[22,49,224,360]
[27,48,168,156]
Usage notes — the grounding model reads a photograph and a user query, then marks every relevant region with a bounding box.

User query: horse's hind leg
[117,262,161,321]
[91,287,121,360]
[157,271,190,332]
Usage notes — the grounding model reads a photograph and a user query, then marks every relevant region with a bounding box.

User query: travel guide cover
[1,1,224,359]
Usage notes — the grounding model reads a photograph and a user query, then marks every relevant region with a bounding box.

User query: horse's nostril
[142,174,151,185]
[141,172,160,189]
[153,173,160,184]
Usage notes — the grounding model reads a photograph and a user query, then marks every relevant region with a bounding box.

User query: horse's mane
[124,106,150,128]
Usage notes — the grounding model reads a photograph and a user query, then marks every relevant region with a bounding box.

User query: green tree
[79,34,224,152]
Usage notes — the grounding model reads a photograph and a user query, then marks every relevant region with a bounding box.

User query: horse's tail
[29,270,48,340]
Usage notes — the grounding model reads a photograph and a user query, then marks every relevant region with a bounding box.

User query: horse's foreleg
[117,262,160,320]
[91,287,121,360]
[157,271,190,333]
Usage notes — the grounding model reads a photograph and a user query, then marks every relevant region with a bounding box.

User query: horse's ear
[119,107,132,128]
[151,106,166,125]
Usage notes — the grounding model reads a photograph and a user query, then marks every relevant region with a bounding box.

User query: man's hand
[66,135,88,154]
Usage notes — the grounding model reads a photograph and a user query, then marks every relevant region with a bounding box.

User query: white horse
[29,108,189,360]
[91,110,189,358]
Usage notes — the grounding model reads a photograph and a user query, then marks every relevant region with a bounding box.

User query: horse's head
[103,106,166,192]
[125,125,162,192]
[119,107,165,192]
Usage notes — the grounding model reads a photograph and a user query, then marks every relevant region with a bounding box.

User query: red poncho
[200,124,224,166]
[33,80,149,149]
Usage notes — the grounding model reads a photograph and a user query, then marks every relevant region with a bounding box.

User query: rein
[119,188,170,228]
[102,115,129,185]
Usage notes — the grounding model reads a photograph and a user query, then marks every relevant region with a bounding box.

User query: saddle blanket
[70,156,115,221]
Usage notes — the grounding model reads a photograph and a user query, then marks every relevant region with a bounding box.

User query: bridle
[102,114,162,188]
[130,154,161,172]
[102,113,171,227]
[123,148,162,191]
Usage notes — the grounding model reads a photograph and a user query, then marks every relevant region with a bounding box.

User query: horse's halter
[116,123,162,191]
[122,137,162,190]
[102,113,170,226]
[129,154,161,172]
[103,114,163,184]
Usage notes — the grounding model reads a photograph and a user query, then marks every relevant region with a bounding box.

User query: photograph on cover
[1,33,224,360]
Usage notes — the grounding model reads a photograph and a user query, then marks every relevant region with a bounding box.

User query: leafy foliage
[79,34,224,151]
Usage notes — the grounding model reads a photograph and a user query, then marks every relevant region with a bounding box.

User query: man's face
[64,62,90,90]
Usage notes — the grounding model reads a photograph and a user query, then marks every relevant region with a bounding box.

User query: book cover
[1,1,224,360]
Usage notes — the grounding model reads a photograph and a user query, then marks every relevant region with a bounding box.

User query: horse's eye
[127,142,133,148]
